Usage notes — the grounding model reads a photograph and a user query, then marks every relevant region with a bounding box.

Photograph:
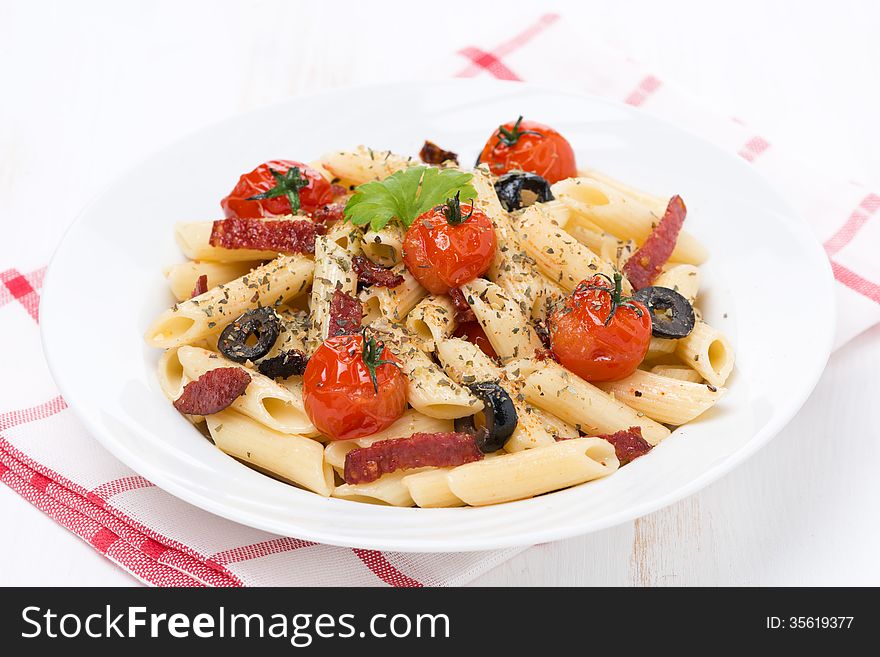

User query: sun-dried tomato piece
[622,195,687,290]
[598,426,652,466]
[190,274,208,298]
[449,287,476,323]
[330,183,349,198]
[313,203,346,225]
[257,349,308,379]
[173,367,251,416]
[351,255,404,288]
[344,432,483,484]
[419,140,459,166]
[209,217,319,254]
[327,289,363,338]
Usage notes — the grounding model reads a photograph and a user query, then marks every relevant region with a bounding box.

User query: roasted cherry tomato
[402,193,497,295]
[221,160,333,218]
[303,333,407,441]
[548,273,651,382]
[452,321,498,360]
[477,116,577,184]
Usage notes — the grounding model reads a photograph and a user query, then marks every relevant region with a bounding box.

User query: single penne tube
[563,223,606,254]
[177,345,317,436]
[333,469,423,507]
[375,265,428,323]
[306,235,358,353]
[323,220,363,254]
[405,295,457,352]
[551,177,707,265]
[599,234,637,271]
[403,468,463,508]
[375,322,483,419]
[459,278,543,363]
[596,369,725,425]
[205,410,333,497]
[522,360,670,445]
[323,410,454,469]
[359,287,383,325]
[362,224,405,267]
[675,322,735,387]
[436,337,555,452]
[318,146,414,185]
[654,264,700,304]
[517,204,622,293]
[447,437,619,506]
[650,364,703,383]
[575,167,669,208]
[472,169,546,316]
[145,255,314,349]
[164,260,259,302]
[174,220,282,262]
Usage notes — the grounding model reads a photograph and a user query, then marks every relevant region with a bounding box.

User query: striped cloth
[2,13,877,586]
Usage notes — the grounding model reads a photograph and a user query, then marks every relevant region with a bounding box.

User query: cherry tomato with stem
[477,116,577,184]
[402,193,497,295]
[548,273,651,382]
[303,332,407,441]
[221,159,333,218]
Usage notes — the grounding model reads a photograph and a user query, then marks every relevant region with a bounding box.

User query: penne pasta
[522,360,670,445]
[362,224,406,267]
[318,146,414,185]
[459,278,543,363]
[551,176,708,265]
[375,322,483,419]
[333,470,422,507]
[205,410,333,496]
[374,265,428,323]
[675,322,735,387]
[650,364,704,383]
[164,260,258,302]
[405,295,457,352]
[596,369,725,425]
[176,345,317,436]
[403,468,463,508]
[654,264,700,304]
[447,437,619,506]
[517,204,623,292]
[145,255,314,349]
[306,235,358,353]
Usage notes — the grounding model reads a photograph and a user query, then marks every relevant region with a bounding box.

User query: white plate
[41,80,834,552]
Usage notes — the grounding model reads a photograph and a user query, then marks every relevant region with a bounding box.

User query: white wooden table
[2,0,878,586]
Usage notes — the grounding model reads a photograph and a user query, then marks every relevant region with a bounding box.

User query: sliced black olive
[453,381,518,453]
[257,349,308,379]
[631,286,695,339]
[218,307,280,363]
[493,171,554,211]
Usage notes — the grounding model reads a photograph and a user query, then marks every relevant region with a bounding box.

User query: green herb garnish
[441,191,475,226]
[580,272,644,326]
[361,330,400,394]
[343,166,476,232]
[496,116,543,147]
[246,166,309,213]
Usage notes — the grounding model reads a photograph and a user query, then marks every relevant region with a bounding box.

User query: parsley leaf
[343,166,477,232]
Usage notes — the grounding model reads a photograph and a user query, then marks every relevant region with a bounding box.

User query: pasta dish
[144,117,734,507]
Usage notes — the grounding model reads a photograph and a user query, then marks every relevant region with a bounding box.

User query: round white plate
[41,80,834,552]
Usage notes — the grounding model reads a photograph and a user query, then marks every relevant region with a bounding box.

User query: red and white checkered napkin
[2,13,879,587]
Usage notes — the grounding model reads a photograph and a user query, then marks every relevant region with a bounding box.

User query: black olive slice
[218,307,281,363]
[631,286,695,339]
[493,171,555,211]
[257,349,308,379]
[453,381,518,453]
